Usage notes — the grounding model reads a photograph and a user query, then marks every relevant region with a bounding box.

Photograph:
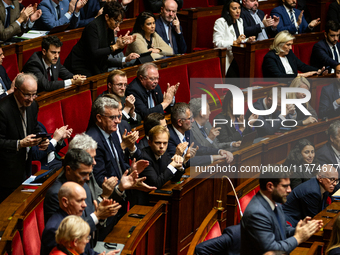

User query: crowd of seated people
[2,0,340,254]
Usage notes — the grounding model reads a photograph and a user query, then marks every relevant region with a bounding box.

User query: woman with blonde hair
[262,30,323,78]
[326,214,340,255]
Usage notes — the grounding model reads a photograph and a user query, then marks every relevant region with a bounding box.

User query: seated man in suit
[22,36,86,92]
[317,120,340,166]
[318,64,340,119]
[125,62,179,119]
[283,165,338,227]
[270,0,320,34]
[241,0,279,40]
[190,97,237,150]
[0,0,41,42]
[144,0,182,13]
[155,0,187,54]
[241,169,323,255]
[100,70,141,128]
[310,20,340,72]
[0,47,15,98]
[34,0,86,30]
[168,102,234,166]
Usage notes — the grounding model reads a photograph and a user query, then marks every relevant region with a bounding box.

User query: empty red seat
[12,230,24,255]
[60,39,79,65]
[2,52,19,81]
[203,221,222,241]
[34,200,45,238]
[254,49,270,78]
[236,186,260,223]
[22,211,41,255]
[194,15,220,50]
[296,42,316,65]
[97,84,108,96]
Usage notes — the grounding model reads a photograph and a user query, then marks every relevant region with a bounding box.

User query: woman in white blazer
[213,0,255,77]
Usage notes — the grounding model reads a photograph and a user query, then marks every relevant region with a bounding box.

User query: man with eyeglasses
[0,73,49,203]
[283,164,339,227]
[126,62,179,119]
[155,0,187,54]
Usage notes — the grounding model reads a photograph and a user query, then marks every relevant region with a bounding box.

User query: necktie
[47,67,51,81]
[333,46,339,63]
[147,91,155,108]
[0,77,7,92]
[200,127,207,138]
[56,5,60,19]
[274,207,285,238]
[5,7,11,28]
[182,136,188,155]
[109,134,123,177]
[20,106,28,160]
[168,24,173,48]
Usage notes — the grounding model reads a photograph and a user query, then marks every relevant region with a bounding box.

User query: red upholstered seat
[2,52,19,81]
[315,84,328,115]
[23,211,41,255]
[296,42,316,65]
[23,47,41,68]
[236,186,260,223]
[61,90,92,137]
[254,49,270,78]
[158,65,190,103]
[182,0,210,8]
[34,201,45,238]
[203,221,222,241]
[12,230,24,255]
[194,15,220,50]
[31,161,41,175]
[60,39,79,65]
[97,85,108,96]
[262,8,272,16]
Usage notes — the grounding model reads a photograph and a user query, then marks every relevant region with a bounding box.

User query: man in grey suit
[189,97,240,150]
[241,169,323,255]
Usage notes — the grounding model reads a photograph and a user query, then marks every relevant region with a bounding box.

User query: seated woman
[214,90,258,147]
[326,214,340,255]
[262,30,324,78]
[213,0,255,77]
[283,139,319,190]
[286,76,318,126]
[327,0,340,25]
[125,12,173,60]
[64,1,137,77]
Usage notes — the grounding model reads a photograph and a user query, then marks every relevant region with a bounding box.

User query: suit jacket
[155,17,187,54]
[240,192,297,255]
[0,0,24,41]
[310,39,340,70]
[86,125,130,187]
[316,142,338,166]
[40,208,97,255]
[195,224,241,255]
[270,5,311,34]
[64,15,122,77]
[0,66,11,99]
[34,0,80,30]
[318,83,340,119]
[43,172,96,231]
[327,2,340,25]
[167,124,219,166]
[125,77,167,120]
[245,98,282,137]
[283,177,332,227]
[191,120,231,149]
[0,94,41,189]
[22,52,73,92]
[78,0,100,27]
[262,50,317,78]
[240,7,277,39]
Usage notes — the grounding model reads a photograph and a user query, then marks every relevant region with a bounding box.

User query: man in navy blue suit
[270,0,320,34]
[155,0,187,54]
[0,47,15,99]
[310,20,340,72]
[318,64,340,119]
[241,0,279,40]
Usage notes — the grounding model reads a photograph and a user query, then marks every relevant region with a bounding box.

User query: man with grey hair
[317,120,340,166]
[125,62,179,119]
[0,73,49,203]
[168,102,234,166]
[190,97,239,149]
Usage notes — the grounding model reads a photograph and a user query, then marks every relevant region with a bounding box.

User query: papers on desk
[14,30,48,40]
[94,241,124,255]
[22,175,42,186]
[332,189,340,198]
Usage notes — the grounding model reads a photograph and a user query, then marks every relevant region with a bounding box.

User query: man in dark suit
[283,165,338,227]
[22,36,86,92]
[78,0,101,27]
[270,0,320,34]
[310,20,340,72]
[317,120,340,166]
[125,62,179,120]
[241,170,323,255]
[318,64,340,119]
[0,47,15,99]
[168,102,234,166]
[34,0,86,30]
[155,0,187,54]
[0,73,48,203]
[241,0,279,40]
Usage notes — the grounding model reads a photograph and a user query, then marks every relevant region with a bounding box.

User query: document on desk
[332,189,340,198]
[94,242,124,255]
[22,175,42,186]
[14,30,48,40]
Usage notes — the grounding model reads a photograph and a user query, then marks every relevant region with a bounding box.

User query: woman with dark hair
[213,0,255,77]
[213,90,258,147]
[64,1,137,77]
[326,214,340,255]
[125,11,173,60]
[284,139,319,190]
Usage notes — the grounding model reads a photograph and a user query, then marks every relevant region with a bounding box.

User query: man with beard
[240,168,323,255]
[283,165,338,227]
[270,0,320,34]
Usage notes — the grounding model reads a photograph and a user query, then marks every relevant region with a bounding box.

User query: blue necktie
[109,133,123,178]
[289,10,295,25]
[182,136,188,155]
[200,127,207,138]
[274,206,285,238]
[147,91,155,108]
[333,46,339,63]
[5,7,11,28]
[0,78,7,92]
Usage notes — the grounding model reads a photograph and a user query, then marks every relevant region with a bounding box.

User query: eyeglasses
[86,235,91,241]
[326,177,340,185]
[101,114,122,121]
[80,171,93,179]
[181,116,193,121]
[145,76,160,82]
[114,19,123,25]
[16,87,38,99]
[113,83,128,88]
